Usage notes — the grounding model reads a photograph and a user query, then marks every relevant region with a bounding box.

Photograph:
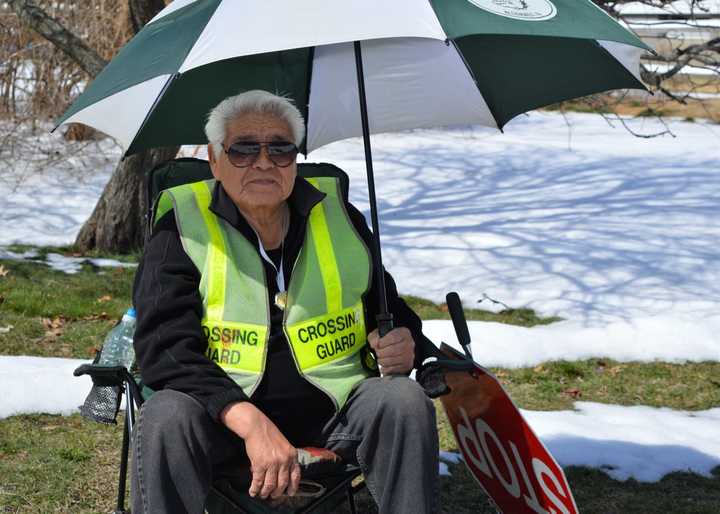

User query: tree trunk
[74,146,179,253]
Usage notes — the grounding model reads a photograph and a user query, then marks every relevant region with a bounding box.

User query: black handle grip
[446,292,472,358]
[377,312,394,338]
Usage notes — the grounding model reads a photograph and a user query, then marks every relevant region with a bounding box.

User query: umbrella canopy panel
[128,49,313,154]
[168,0,446,71]
[459,35,644,128]
[56,0,649,155]
[306,38,497,152]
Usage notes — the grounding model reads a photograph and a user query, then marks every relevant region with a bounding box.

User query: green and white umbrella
[56,0,649,155]
[57,0,649,330]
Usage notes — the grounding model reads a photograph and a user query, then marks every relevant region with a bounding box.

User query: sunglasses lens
[267,143,298,167]
[226,143,260,167]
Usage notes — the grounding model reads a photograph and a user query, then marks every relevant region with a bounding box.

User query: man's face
[208,112,297,210]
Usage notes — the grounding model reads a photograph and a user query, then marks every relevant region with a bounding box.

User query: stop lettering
[439,344,578,514]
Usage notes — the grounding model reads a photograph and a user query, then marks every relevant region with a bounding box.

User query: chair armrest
[73,363,128,387]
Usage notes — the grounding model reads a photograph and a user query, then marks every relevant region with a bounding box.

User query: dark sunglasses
[222,141,298,168]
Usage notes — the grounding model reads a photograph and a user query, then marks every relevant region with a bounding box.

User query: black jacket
[132,176,435,446]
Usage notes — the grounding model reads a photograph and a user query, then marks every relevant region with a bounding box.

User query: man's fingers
[375,328,412,350]
[272,463,291,499]
[376,341,413,361]
[259,465,279,499]
[377,354,409,368]
[368,329,403,351]
[287,461,302,497]
[375,341,412,360]
[367,329,380,350]
[373,332,399,350]
[380,364,405,375]
[248,467,267,498]
[371,328,415,375]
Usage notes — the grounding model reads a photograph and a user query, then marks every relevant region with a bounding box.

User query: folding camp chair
[74,157,366,514]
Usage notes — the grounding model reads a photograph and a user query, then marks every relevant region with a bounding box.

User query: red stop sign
[439,344,579,514]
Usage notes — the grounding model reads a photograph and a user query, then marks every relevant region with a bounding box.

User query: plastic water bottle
[97,307,136,370]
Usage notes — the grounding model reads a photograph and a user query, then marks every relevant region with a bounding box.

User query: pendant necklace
[254,205,290,310]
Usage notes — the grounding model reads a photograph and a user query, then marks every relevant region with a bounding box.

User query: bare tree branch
[658,85,688,103]
[6,0,108,78]
[599,111,676,138]
[595,0,720,85]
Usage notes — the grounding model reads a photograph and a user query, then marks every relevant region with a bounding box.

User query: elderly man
[131,90,439,514]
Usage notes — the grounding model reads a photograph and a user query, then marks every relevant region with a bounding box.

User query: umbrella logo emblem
[466,0,557,21]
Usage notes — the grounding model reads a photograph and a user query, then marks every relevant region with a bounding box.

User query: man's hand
[220,402,301,499]
[368,327,415,375]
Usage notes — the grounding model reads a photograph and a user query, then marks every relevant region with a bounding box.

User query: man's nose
[253,145,274,170]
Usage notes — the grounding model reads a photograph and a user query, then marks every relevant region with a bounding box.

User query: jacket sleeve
[132,211,249,422]
[344,202,439,370]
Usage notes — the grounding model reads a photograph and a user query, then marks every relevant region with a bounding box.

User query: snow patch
[439,462,450,477]
[44,253,137,275]
[525,402,720,482]
[439,450,464,465]
[0,357,91,419]
[0,249,136,274]
[424,316,720,369]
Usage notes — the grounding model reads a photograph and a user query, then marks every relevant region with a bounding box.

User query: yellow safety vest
[155,177,375,410]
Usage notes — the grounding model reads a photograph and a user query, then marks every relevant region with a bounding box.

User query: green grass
[1,247,719,513]
[543,98,614,115]
[493,359,720,411]
[0,414,125,513]
[0,257,134,358]
[0,259,134,319]
[636,107,658,117]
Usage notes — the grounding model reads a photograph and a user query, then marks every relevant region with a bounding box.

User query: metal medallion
[274,291,288,311]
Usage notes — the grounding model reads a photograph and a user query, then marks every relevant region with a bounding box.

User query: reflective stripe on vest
[156,177,373,409]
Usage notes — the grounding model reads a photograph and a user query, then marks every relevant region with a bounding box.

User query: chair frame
[72,364,142,514]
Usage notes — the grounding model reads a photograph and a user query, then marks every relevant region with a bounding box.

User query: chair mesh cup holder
[80,383,122,425]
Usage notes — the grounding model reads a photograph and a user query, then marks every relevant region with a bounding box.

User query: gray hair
[205,90,305,159]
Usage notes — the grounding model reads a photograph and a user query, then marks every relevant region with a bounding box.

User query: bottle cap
[126,307,137,318]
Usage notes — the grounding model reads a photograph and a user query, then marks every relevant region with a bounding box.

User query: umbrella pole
[353,40,393,337]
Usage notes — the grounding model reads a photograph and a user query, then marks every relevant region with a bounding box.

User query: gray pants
[131,377,439,514]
